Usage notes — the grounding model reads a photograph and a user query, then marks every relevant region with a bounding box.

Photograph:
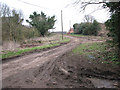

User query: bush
[73,23,83,34]
[73,20,101,36]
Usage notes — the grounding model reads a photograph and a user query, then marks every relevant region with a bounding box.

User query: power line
[17,0,64,12]
[61,10,63,40]
[17,0,53,10]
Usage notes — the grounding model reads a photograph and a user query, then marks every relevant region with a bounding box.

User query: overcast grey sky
[0,0,110,32]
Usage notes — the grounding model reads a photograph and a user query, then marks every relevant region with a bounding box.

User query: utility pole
[69,20,71,28]
[61,10,63,40]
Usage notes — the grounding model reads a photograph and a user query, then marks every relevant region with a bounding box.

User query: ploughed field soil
[2,36,120,88]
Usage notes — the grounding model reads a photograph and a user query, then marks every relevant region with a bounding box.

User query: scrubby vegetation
[0,3,40,43]
[0,3,56,44]
[73,20,101,36]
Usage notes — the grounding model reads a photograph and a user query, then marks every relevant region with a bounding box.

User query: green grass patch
[1,37,71,59]
[72,42,105,55]
[69,34,88,37]
[2,43,60,59]
[59,37,70,43]
[72,42,119,65]
[51,37,70,44]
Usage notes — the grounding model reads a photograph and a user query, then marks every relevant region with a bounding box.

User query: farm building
[67,28,74,34]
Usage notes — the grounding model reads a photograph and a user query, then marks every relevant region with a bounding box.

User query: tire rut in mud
[45,53,120,88]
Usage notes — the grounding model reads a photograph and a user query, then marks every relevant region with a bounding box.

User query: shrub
[73,20,101,36]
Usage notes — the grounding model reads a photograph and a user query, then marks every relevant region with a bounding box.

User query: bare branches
[1,3,25,42]
[0,3,11,17]
[83,15,95,23]
[73,0,107,12]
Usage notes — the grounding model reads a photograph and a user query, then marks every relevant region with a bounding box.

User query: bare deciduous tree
[83,15,95,23]
[0,3,11,17]
[1,3,24,42]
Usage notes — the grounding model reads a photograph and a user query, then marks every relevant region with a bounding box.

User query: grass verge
[1,37,70,59]
[72,42,120,65]
[69,34,87,37]
[69,34,105,41]
[59,37,71,43]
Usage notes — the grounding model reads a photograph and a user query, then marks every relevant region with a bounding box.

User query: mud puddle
[87,78,118,88]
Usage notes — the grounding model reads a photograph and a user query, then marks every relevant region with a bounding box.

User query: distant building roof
[67,28,74,34]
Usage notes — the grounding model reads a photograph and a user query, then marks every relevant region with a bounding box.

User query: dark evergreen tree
[26,11,56,36]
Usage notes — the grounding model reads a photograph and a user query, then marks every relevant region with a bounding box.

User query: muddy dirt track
[2,36,120,88]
